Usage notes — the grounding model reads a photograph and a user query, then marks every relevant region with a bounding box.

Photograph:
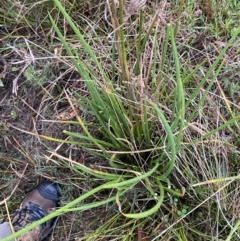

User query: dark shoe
[10,181,60,241]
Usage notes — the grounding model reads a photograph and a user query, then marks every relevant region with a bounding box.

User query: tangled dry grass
[0,0,240,240]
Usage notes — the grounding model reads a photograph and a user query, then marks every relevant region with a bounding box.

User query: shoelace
[12,202,46,231]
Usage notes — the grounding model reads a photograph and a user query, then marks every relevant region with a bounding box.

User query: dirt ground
[0,48,88,240]
[0,46,120,240]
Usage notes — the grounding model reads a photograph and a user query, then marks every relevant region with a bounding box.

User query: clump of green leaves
[24,65,51,87]
[49,0,185,215]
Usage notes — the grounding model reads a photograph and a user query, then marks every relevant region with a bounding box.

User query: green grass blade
[151,102,176,177]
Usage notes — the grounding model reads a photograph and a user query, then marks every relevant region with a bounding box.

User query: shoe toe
[36,181,60,206]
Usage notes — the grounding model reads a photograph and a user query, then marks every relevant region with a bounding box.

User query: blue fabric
[0,222,13,241]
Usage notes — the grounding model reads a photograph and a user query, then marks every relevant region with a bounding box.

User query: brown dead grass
[0,0,240,240]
